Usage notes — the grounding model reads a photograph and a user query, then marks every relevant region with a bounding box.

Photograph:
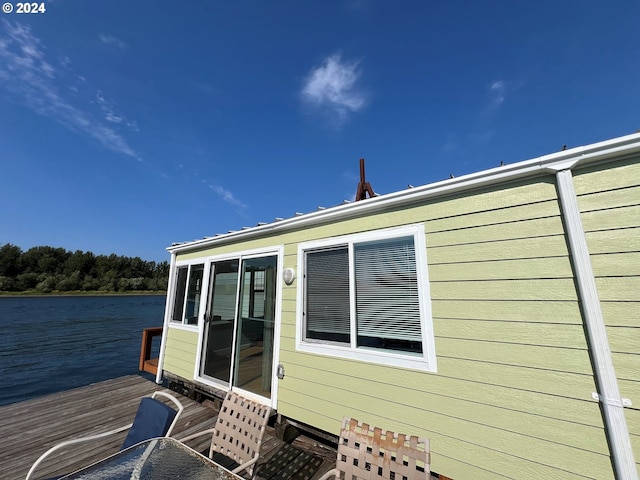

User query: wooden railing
[139,327,163,375]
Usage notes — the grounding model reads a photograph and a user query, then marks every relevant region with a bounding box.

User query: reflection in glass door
[233,256,277,398]
[200,259,239,386]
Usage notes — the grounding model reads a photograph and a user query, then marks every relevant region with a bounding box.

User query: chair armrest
[232,453,258,476]
[178,428,216,444]
[317,468,340,480]
[25,423,132,480]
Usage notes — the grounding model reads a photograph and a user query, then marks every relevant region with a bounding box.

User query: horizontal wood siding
[163,327,199,380]
[280,177,610,479]
[573,155,640,471]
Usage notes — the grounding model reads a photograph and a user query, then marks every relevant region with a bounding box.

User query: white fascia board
[168,132,640,255]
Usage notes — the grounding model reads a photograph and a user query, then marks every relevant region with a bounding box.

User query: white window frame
[168,259,206,331]
[296,223,437,372]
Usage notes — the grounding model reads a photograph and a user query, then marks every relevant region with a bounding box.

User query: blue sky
[1,1,638,263]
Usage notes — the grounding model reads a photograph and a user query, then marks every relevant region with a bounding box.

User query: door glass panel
[233,255,277,398]
[201,259,239,385]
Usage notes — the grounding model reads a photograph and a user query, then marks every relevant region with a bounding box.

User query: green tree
[0,275,16,291]
[36,274,60,293]
[36,247,68,274]
[20,247,42,274]
[56,271,81,291]
[81,276,101,291]
[0,244,22,277]
[0,243,170,293]
[16,272,39,290]
[63,250,96,277]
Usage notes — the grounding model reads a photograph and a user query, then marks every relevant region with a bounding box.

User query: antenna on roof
[355,158,376,201]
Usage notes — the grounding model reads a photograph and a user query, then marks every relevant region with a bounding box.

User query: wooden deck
[0,375,337,480]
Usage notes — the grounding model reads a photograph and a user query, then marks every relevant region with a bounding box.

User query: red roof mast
[354,158,375,201]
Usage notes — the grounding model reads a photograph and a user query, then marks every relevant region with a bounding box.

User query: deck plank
[0,375,338,480]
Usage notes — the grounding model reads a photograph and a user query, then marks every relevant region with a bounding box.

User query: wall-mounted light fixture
[283,267,296,285]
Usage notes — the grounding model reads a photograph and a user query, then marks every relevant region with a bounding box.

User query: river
[0,295,166,406]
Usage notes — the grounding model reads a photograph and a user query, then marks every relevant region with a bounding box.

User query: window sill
[296,341,437,373]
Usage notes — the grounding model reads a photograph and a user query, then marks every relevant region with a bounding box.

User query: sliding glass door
[201,259,239,386]
[233,256,277,397]
[199,254,278,400]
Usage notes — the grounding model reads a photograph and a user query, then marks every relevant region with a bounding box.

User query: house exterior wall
[573,155,640,473]
[161,148,640,479]
[275,175,612,480]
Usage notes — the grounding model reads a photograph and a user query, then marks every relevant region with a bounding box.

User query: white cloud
[0,20,141,160]
[489,80,506,105]
[99,33,127,50]
[95,90,135,127]
[202,180,245,208]
[301,53,366,122]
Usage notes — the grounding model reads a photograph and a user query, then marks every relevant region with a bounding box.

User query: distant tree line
[0,244,169,294]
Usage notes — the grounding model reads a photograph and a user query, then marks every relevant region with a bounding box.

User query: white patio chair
[179,390,271,479]
[26,390,184,480]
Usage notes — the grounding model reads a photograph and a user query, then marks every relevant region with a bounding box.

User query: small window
[305,246,350,344]
[171,267,188,323]
[170,263,204,326]
[298,224,436,371]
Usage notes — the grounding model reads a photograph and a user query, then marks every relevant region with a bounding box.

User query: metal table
[60,437,242,480]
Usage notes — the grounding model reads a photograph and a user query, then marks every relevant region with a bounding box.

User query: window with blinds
[302,227,430,360]
[354,236,422,354]
[305,246,350,343]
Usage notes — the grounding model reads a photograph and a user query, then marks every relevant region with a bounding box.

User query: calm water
[0,295,166,406]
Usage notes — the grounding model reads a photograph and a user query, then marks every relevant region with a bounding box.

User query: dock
[0,375,337,480]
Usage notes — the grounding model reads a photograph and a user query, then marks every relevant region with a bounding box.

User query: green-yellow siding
[163,327,199,380]
[574,155,640,472]
[162,166,640,479]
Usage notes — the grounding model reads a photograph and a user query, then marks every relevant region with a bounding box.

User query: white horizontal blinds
[354,236,422,345]
[305,246,350,342]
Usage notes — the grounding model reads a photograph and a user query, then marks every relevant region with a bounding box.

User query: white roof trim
[168,132,640,254]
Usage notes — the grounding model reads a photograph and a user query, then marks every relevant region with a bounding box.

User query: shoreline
[0,291,166,298]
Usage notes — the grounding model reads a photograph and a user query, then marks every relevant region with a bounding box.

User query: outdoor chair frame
[179,390,271,479]
[319,417,430,480]
[25,390,184,480]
